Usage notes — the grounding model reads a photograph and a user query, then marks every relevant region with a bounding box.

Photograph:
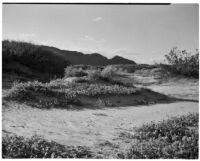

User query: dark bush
[164,47,199,78]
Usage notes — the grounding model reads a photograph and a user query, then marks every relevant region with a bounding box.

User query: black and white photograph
[2,2,199,159]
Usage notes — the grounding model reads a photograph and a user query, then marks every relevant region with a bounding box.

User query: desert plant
[101,65,119,81]
[164,47,199,78]
[2,135,92,158]
[87,70,101,81]
[65,66,87,77]
[119,113,199,159]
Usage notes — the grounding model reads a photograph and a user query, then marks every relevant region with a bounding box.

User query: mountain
[44,46,136,65]
[109,55,135,64]
[3,40,136,80]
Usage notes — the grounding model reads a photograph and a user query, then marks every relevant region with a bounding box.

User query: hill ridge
[3,40,136,79]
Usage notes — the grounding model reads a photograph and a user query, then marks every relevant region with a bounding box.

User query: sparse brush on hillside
[2,135,92,158]
[118,113,198,159]
[164,47,199,78]
[3,40,70,79]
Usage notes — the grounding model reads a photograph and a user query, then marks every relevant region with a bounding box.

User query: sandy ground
[129,71,199,101]
[147,79,199,101]
[3,101,198,147]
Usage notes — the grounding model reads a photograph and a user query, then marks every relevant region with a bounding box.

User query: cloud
[92,17,103,22]
[78,35,106,43]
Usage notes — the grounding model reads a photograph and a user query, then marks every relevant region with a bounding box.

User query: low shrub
[87,70,101,81]
[65,66,87,77]
[87,65,122,82]
[101,65,119,81]
[2,135,92,158]
[119,113,199,159]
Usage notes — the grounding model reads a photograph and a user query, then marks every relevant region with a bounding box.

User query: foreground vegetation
[2,135,92,158]
[118,113,198,159]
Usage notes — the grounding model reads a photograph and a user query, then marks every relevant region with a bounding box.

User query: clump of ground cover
[101,65,120,81]
[5,81,78,108]
[118,113,198,159]
[5,79,142,108]
[8,79,140,98]
[2,135,92,158]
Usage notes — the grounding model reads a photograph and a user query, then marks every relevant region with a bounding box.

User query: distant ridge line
[2,40,136,66]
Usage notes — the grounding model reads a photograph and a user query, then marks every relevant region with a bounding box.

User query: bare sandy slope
[129,71,199,101]
[3,101,198,147]
[148,83,198,101]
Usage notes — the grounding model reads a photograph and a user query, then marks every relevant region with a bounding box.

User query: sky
[2,4,199,64]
